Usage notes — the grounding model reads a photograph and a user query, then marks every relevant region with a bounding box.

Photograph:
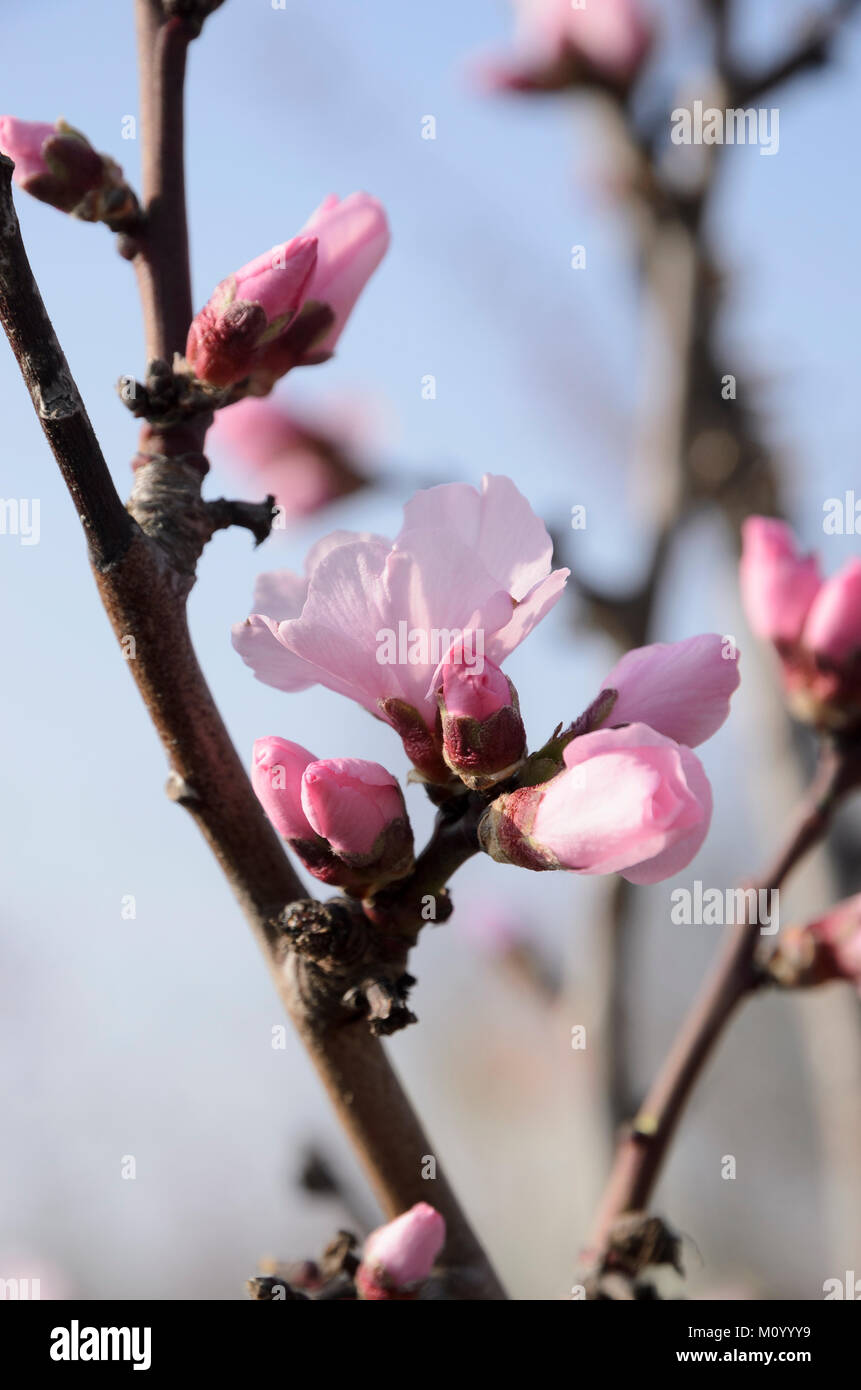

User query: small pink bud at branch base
[356,1203,445,1300]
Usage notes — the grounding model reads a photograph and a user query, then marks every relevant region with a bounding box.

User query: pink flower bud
[356,1203,445,1300]
[740,518,861,729]
[186,236,319,390]
[739,517,822,644]
[297,193,390,359]
[252,742,413,893]
[301,758,404,857]
[767,895,861,993]
[251,736,317,841]
[438,654,526,790]
[0,116,133,224]
[479,723,712,885]
[801,559,861,667]
[301,758,414,887]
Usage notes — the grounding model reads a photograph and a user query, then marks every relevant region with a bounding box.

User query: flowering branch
[0,7,506,1301]
[582,734,861,1278]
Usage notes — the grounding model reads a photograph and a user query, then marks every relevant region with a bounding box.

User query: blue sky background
[0,0,859,1299]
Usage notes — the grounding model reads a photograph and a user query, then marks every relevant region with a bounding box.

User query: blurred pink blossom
[741,516,861,728]
[212,395,369,521]
[475,0,653,96]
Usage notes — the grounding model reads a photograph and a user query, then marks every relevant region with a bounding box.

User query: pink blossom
[480,723,712,885]
[739,517,822,644]
[298,193,390,358]
[0,116,55,181]
[440,654,511,721]
[356,1203,445,1300]
[211,395,366,521]
[600,633,740,748]
[301,758,406,860]
[800,558,861,666]
[769,895,861,993]
[185,236,318,389]
[252,738,413,889]
[233,475,568,781]
[476,0,652,95]
[251,736,316,841]
[0,115,109,213]
[810,895,861,986]
[740,517,861,727]
[438,651,526,790]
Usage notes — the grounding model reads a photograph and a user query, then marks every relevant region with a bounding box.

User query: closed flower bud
[740,518,861,729]
[186,235,319,390]
[479,723,712,885]
[355,1203,445,1301]
[251,736,317,841]
[438,655,526,790]
[252,738,413,893]
[0,116,137,228]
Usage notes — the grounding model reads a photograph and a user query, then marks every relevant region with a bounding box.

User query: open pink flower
[740,517,861,728]
[356,1203,445,1300]
[475,0,652,96]
[480,723,712,885]
[233,475,568,781]
[212,395,367,521]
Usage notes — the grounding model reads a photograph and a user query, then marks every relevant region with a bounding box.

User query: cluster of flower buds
[237,478,741,887]
[740,517,861,730]
[0,117,138,230]
[765,894,861,994]
[476,0,653,98]
[184,192,389,397]
[252,737,414,896]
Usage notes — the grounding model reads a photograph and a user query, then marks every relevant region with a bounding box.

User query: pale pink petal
[399,474,556,600]
[251,569,308,623]
[602,634,740,748]
[621,744,713,885]
[486,567,570,666]
[231,613,317,692]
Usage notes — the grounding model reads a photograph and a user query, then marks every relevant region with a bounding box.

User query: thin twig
[582,738,861,1265]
